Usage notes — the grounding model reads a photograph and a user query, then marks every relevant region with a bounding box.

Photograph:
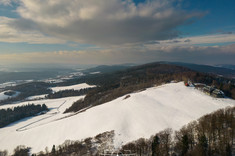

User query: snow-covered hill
[50,83,96,92]
[0,90,20,101]
[0,82,234,154]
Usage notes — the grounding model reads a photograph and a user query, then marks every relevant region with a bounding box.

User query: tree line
[0,131,115,156]
[46,88,93,99]
[121,106,235,156]
[0,104,48,128]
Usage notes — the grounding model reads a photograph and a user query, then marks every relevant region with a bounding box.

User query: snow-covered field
[50,83,96,92]
[0,80,34,89]
[90,71,101,74]
[0,96,83,153]
[0,82,234,154]
[0,82,17,89]
[0,90,20,101]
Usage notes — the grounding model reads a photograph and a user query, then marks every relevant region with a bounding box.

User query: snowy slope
[0,90,20,101]
[0,96,83,116]
[0,82,234,154]
[0,91,10,101]
[50,83,96,92]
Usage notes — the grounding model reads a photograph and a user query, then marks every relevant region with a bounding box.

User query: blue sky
[0,0,235,66]
[134,0,235,36]
[179,0,235,36]
[0,2,18,18]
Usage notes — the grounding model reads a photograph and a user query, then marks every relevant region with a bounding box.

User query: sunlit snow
[0,82,234,153]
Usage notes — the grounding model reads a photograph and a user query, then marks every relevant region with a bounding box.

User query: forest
[2,106,233,156]
[46,88,93,99]
[0,104,48,128]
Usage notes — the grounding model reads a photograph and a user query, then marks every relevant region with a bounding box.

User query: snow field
[0,90,20,101]
[0,82,234,153]
[50,83,96,92]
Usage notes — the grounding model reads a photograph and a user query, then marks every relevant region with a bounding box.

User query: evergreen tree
[181,134,189,156]
[226,144,232,156]
[198,135,208,156]
[152,135,160,156]
[51,145,56,155]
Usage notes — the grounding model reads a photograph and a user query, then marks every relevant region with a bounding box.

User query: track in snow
[16,100,67,132]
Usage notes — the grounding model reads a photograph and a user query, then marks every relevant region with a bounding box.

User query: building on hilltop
[211,89,225,98]
[202,86,225,98]
[203,86,214,95]
[185,79,194,87]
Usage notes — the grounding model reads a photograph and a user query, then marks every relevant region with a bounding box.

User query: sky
[0,0,235,67]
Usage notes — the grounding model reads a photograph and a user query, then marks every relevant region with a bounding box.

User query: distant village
[185,80,225,98]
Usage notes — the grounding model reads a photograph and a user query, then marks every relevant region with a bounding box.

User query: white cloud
[144,34,235,51]
[0,16,66,44]
[9,0,203,45]
[1,0,234,66]
[0,0,12,5]
[168,34,235,45]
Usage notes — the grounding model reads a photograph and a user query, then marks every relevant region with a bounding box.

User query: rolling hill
[0,82,234,154]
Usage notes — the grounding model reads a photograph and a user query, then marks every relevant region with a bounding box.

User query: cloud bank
[0,17,65,44]
[1,44,235,65]
[0,0,234,65]
[1,0,203,45]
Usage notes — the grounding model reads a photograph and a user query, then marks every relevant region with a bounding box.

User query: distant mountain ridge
[0,68,76,84]
[84,64,133,74]
[215,64,235,70]
[84,62,235,79]
[158,62,235,78]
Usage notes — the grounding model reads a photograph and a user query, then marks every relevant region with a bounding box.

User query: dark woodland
[0,104,48,128]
